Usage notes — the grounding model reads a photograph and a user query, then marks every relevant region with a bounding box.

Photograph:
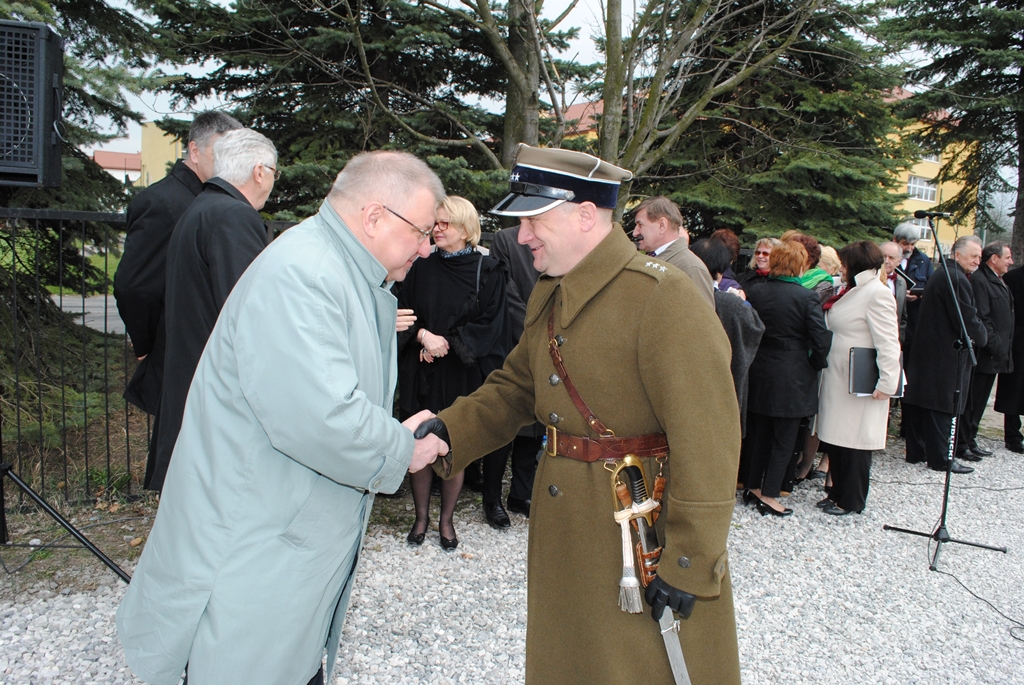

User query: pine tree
[877,0,1024,257]
[633,4,913,246]
[146,0,512,222]
[1,0,155,301]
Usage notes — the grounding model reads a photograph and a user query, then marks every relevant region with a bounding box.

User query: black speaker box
[0,20,63,188]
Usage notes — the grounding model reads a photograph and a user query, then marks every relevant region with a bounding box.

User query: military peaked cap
[491,144,634,217]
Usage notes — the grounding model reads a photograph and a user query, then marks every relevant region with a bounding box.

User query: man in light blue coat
[116,151,450,685]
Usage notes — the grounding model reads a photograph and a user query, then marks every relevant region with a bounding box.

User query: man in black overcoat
[149,128,278,491]
[480,225,542,521]
[894,221,935,348]
[957,242,1014,461]
[995,264,1024,452]
[902,236,988,474]
[113,112,242,489]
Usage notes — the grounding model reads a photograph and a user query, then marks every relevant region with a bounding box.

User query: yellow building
[137,122,185,188]
[893,145,972,258]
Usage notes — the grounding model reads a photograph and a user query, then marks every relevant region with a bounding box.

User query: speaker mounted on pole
[0,20,64,188]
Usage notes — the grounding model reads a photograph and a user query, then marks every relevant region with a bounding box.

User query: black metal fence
[1,207,147,510]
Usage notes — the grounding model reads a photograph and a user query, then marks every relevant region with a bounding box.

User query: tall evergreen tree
[146,0,514,221]
[877,0,1024,257]
[1,1,155,297]
[634,4,913,245]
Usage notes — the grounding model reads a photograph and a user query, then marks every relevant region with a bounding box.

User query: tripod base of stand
[883,524,1008,571]
[2,463,131,584]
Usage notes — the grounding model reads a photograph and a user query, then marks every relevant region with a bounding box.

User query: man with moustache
[113,111,242,489]
[117,151,450,685]
[630,195,715,310]
[417,145,741,685]
[902,235,987,474]
[956,241,1014,461]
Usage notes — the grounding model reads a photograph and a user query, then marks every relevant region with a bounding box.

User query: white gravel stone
[1,439,1023,683]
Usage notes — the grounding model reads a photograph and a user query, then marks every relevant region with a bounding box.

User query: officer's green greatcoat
[438,227,742,685]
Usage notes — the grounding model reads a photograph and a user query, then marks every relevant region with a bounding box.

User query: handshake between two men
[399,410,696,627]
[401,410,452,474]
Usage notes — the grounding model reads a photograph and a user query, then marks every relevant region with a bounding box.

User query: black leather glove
[644,575,696,622]
[413,417,449,443]
[413,417,452,476]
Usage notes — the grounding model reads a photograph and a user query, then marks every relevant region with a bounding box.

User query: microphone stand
[883,216,1007,570]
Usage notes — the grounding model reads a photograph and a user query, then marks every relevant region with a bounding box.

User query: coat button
[371,479,382,489]
[549,485,562,497]
[549,413,560,424]
[549,374,561,386]
[555,335,566,346]
[677,556,691,568]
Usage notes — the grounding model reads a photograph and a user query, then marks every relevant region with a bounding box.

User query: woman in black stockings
[394,196,512,549]
[742,238,832,516]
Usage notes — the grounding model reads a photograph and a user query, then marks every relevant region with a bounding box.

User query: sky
[89,0,609,154]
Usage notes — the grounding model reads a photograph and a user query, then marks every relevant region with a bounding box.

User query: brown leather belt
[545,424,669,462]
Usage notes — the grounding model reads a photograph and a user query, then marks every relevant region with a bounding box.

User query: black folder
[849,347,904,397]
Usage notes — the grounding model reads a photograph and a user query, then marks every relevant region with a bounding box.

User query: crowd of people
[673,216,1017,519]
[105,113,1020,685]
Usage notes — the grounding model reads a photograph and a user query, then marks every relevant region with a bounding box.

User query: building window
[909,217,931,239]
[921,151,940,163]
[907,175,937,202]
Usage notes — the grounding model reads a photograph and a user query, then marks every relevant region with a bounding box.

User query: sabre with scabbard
[611,455,692,685]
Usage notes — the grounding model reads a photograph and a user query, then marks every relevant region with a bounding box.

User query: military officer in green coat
[417,145,741,685]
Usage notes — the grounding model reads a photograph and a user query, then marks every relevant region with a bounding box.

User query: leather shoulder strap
[547,308,613,436]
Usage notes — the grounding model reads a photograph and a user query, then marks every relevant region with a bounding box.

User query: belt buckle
[545,425,558,457]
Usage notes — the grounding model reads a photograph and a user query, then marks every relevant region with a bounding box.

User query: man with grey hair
[149,128,278,490]
[113,111,242,489]
[117,150,449,685]
[902,234,987,473]
[893,221,935,346]
[956,241,1014,461]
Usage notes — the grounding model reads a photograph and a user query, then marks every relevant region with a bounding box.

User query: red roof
[562,100,603,134]
[93,150,141,172]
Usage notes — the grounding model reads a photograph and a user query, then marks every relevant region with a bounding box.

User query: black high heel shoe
[439,522,458,550]
[756,500,793,517]
[742,490,758,506]
[406,520,427,546]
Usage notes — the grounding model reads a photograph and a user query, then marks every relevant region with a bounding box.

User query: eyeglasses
[754,250,771,257]
[261,164,282,181]
[383,205,434,241]
[434,220,450,232]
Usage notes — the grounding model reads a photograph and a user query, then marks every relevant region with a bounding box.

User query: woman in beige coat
[816,241,902,515]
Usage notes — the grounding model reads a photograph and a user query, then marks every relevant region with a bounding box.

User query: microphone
[914,209,952,219]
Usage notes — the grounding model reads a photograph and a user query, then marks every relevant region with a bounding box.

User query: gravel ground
[2,437,1022,684]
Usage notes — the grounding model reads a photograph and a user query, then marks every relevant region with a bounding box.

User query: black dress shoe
[755,501,793,517]
[822,503,853,516]
[440,532,458,550]
[1007,443,1024,454]
[406,521,426,546]
[815,498,834,509]
[484,501,511,529]
[969,445,993,457]
[932,460,974,474]
[506,496,531,517]
[959,452,982,462]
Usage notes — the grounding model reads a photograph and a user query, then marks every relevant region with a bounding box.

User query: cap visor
[490,193,567,217]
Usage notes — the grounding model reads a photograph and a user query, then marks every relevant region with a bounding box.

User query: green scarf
[769,275,802,285]
[800,267,832,289]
